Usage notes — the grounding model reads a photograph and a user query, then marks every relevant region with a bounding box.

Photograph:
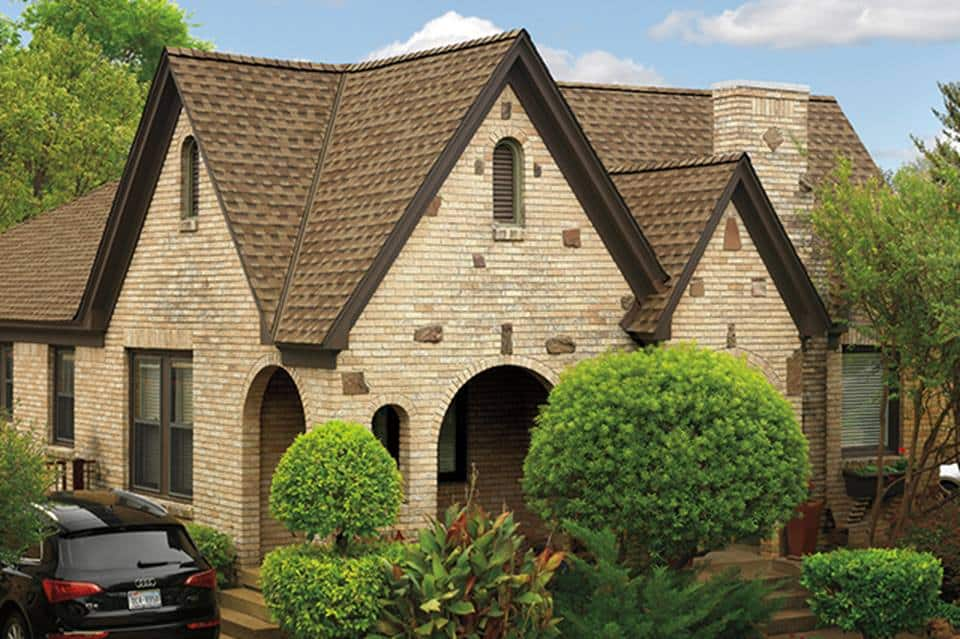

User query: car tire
[1,612,28,639]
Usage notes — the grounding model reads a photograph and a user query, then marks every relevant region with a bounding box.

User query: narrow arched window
[492,138,523,224]
[372,405,402,466]
[181,136,200,222]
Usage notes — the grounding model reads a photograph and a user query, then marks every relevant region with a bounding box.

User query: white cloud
[649,0,960,48]
[366,11,663,86]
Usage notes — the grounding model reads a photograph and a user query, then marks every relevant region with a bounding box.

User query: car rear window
[58,527,201,572]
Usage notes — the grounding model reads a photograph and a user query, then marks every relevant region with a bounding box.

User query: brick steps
[219,567,284,639]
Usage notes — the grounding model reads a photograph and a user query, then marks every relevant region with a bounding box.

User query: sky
[3,0,959,171]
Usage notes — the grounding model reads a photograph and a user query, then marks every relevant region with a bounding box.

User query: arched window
[492,138,523,224]
[372,405,402,466]
[181,136,200,221]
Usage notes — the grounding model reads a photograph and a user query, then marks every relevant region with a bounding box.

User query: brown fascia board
[625,155,830,342]
[0,320,104,347]
[277,31,669,361]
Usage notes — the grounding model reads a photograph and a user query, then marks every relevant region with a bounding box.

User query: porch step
[220,586,273,623]
[238,567,262,591]
[221,608,283,639]
[763,608,819,635]
[768,587,809,610]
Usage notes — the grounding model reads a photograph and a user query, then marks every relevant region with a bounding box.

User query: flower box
[841,469,906,501]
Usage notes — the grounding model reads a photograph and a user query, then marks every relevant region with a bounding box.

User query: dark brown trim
[281,31,668,352]
[0,322,104,347]
[278,345,339,370]
[624,155,831,341]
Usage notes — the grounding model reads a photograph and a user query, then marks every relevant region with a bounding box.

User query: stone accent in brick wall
[562,228,581,248]
[342,372,370,395]
[474,159,484,175]
[762,126,784,152]
[689,278,705,297]
[723,215,742,251]
[501,101,512,120]
[426,196,442,217]
[752,277,767,297]
[533,163,542,178]
[501,323,513,355]
[545,336,576,355]
[472,253,486,268]
[414,325,443,343]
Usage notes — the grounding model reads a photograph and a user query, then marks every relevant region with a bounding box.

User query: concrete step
[221,608,283,639]
[238,567,262,591]
[764,608,819,635]
[768,587,810,610]
[220,587,273,623]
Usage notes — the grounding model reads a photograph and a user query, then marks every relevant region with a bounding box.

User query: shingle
[0,182,116,321]
[807,96,881,185]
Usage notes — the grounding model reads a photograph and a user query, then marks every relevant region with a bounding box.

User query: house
[0,30,886,564]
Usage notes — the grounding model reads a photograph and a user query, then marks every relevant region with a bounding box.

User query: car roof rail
[111,489,169,517]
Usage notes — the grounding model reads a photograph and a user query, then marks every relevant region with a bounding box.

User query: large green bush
[263,543,401,639]
[184,522,237,588]
[270,420,402,543]
[801,548,943,639]
[552,522,779,639]
[0,418,53,565]
[375,500,563,639]
[523,345,809,565]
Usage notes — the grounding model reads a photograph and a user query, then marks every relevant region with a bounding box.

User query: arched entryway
[244,366,306,560]
[436,365,551,542]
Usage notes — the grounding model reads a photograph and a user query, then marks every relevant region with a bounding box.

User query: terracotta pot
[785,499,825,557]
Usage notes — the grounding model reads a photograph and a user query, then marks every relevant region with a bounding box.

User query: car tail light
[47,632,110,638]
[42,578,104,604]
[184,568,217,590]
[186,619,220,630]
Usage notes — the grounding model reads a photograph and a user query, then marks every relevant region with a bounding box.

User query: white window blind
[842,350,885,449]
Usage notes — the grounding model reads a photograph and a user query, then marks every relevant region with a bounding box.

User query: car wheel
[1,613,27,639]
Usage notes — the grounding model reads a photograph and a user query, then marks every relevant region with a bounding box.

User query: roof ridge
[609,153,745,175]
[165,30,524,75]
[558,81,711,97]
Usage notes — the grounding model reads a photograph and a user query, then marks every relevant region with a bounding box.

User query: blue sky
[3,0,959,170]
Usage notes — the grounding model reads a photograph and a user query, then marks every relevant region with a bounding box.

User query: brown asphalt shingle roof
[611,155,743,334]
[0,181,117,322]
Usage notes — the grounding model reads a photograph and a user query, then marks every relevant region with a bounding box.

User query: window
[842,347,900,454]
[492,138,523,224]
[0,343,12,418]
[131,352,193,499]
[181,136,200,221]
[372,405,401,466]
[53,347,75,445]
[438,391,467,482]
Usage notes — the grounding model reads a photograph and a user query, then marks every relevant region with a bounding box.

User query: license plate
[127,589,162,610]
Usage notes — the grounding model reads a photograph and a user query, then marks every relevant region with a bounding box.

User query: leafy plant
[0,418,53,565]
[523,344,809,567]
[184,522,237,588]
[801,548,943,639]
[934,601,960,629]
[270,420,403,546]
[375,498,563,638]
[552,522,779,639]
[899,495,960,603]
[846,456,909,477]
[262,542,401,639]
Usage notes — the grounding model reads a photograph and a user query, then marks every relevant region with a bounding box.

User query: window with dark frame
[181,136,200,221]
[841,346,900,455]
[0,343,12,418]
[492,138,523,224]
[437,390,467,482]
[372,405,401,466]
[53,347,75,445]
[130,352,193,499]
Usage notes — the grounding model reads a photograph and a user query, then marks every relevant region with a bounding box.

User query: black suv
[0,490,219,639]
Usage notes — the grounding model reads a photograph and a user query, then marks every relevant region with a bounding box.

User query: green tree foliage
[0,27,145,229]
[0,418,53,565]
[915,82,960,175]
[0,14,18,48]
[523,345,809,567]
[552,523,779,639]
[801,548,942,639]
[269,420,403,545]
[812,161,960,538]
[21,0,211,82]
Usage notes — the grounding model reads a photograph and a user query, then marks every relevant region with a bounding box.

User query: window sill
[179,217,198,233]
[492,224,524,242]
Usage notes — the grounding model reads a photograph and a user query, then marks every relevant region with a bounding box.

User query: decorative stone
[472,253,486,268]
[426,195,442,217]
[545,336,576,355]
[620,295,635,311]
[501,323,513,355]
[414,325,443,343]
[726,323,737,349]
[562,228,581,248]
[342,372,369,396]
[798,172,814,192]
[689,278,705,297]
[723,216,742,251]
[533,163,542,177]
[786,350,803,396]
[501,101,512,119]
[492,225,524,242]
[474,159,484,175]
[762,126,784,152]
[752,277,767,297]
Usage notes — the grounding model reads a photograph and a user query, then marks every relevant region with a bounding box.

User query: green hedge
[801,548,943,639]
[184,522,237,588]
[262,543,400,639]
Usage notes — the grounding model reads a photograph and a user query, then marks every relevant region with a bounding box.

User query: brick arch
[726,346,784,391]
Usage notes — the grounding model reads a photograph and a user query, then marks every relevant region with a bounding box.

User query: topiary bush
[263,542,402,639]
[270,420,403,544]
[523,344,809,566]
[801,548,943,639]
[184,522,237,588]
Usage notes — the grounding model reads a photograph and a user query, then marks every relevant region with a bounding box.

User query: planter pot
[786,499,825,557]
[842,469,906,501]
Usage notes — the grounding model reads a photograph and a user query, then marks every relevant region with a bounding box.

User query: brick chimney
[712,80,814,264]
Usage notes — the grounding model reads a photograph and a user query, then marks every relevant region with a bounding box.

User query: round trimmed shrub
[262,543,401,639]
[801,548,943,639]
[522,344,809,565]
[270,420,403,541]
